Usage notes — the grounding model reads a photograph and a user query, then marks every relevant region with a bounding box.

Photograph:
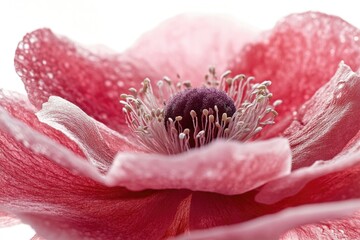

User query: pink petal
[255,151,360,205]
[15,28,155,132]
[337,129,360,157]
[0,212,20,227]
[230,12,360,127]
[105,138,291,195]
[15,15,256,132]
[0,108,189,239]
[126,14,257,86]
[0,106,103,185]
[175,200,360,240]
[0,90,84,157]
[31,234,45,240]
[37,96,142,171]
[14,190,188,240]
[281,211,360,239]
[285,62,360,169]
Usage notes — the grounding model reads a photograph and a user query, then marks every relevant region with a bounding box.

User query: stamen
[120,68,281,154]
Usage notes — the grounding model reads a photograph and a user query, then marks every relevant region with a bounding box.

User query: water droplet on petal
[47,72,54,79]
[117,81,124,87]
[105,80,112,87]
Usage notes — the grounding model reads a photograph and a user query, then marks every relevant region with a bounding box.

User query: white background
[0,0,359,238]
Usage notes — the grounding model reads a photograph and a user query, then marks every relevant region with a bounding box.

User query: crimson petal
[0,108,189,239]
[230,12,360,126]
[175,200,360,240]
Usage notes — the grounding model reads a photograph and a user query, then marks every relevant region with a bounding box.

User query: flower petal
[15,28,156,132]
[285,62,360,169]
[336,128,360,157]
[255,151,360,205]
[175,200,360,240]
[0,89,84,157]
[0,107,190,239]
[0,212,20,227]
[281,211,360,239]
[13,189,188,240]
[0,106,103,184]
[126,14,257,86]
[15,15,256,132]
[230,12,360,125]
[37,96,142,171]
[31,234,45,240]
[188,191,261,230]
[105,138,291,195]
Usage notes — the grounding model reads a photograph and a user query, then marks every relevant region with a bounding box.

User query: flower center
[120,68,281,154]
[164,88,236,147]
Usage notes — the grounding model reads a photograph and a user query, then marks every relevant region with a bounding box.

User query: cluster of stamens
[120,67,281,154]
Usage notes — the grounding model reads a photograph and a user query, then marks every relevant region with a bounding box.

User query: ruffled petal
[285,62,360,169]
[230,12,360,126]
[281,211,360,239]
[255,64,360,204]
[15,15,257,132]
[37,96,142,171]
[15,28,156,132]
[31,234,45,240]
[175,200,360,240]
[126,14,257,86]
[336,129,360,157]
[0,108,189,239]
[255,151,360,205]
[0,89,84,157]
[105,138,291,195]
[0,212,20,227]
[0,107,103,182]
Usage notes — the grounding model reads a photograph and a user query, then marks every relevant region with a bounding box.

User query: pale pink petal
[175,200,360,240]
[127,14,257,86]
[105,138,291,195]
[230,12,360,127]
[37,96,142,171]
[285,62,360,169]
[0,212,20,227]
[31,234,45,240]
[281,211,360,239]
[255,151,360,205]
[0,108,189,239]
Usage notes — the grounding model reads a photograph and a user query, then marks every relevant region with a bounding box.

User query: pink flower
[1,11,360,239]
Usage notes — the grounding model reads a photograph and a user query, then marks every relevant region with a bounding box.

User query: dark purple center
[164,88,236,136]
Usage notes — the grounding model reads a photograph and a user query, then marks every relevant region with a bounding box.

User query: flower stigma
[120,67,281,154]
